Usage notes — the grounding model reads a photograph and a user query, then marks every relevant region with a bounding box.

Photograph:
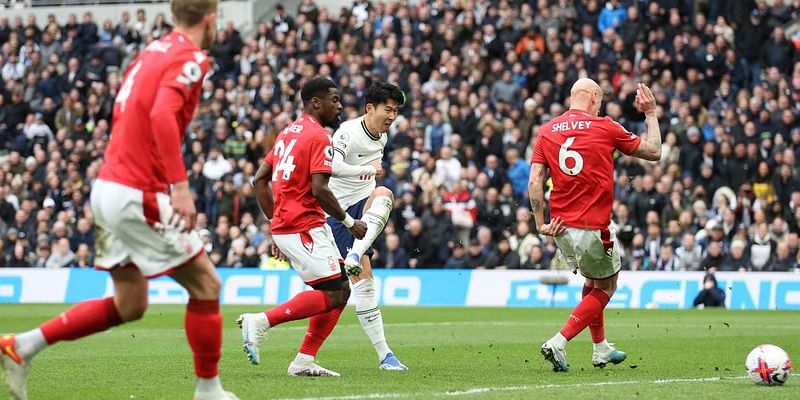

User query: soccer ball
[745,344,792,385]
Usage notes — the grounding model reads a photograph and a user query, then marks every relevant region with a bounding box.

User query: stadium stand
[0,0,799,272]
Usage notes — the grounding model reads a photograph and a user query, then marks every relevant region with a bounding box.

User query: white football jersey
[329,116,387,209]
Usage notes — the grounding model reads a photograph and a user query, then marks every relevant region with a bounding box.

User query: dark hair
[301,77,338,104]
[365,81,405,108]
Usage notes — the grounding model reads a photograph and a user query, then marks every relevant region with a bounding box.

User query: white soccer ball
[745,344,792,385]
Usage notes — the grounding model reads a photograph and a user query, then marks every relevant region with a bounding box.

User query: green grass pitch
[2,305,799,399]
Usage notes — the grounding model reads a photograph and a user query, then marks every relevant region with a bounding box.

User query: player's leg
[349,256,407,370]
[289,278,350,377]
[170,254,240,400]
[237,228,347,369]
[1,266,145,400]
[587,275,627,368]
[343,187,393,274]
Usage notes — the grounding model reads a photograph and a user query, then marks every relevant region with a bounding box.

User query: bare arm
[253,161,275,219]
[528,162,566,236]
[528,163,547,230]
[628,83,662,161]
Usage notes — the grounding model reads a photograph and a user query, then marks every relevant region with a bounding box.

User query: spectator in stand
[693,273,725,308]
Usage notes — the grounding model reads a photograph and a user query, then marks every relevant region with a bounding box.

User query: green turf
[1,305,799,399]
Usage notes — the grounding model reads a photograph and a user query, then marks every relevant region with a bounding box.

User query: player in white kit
[326,81,408,370]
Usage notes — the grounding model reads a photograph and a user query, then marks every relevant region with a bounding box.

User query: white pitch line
[276,376,748,400]
[271,320,800,331]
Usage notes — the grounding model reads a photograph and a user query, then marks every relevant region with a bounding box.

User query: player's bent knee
[374,186,394,201]
[116,296,148,322]
[353,278,375,297]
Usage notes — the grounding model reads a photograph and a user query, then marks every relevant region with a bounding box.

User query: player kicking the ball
[529,79,661,372]
[236,77,367,377]
[1,2,238,399]
[326,81,408,371]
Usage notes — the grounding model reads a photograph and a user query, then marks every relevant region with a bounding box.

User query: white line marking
[271,320,800,331]
[276,376,748,400]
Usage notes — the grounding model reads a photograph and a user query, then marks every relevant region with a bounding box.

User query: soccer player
[236,77,368,377]
[530,79,661,372]
[0,2,238,399]
[326,81,408,370]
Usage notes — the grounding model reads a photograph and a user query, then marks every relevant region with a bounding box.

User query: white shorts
[272,225,343,286]
[90,179,204,278]
[552,226,622,279]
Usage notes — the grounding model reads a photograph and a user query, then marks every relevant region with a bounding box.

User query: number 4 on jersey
[272,139,297,180]
[559,137,584,176]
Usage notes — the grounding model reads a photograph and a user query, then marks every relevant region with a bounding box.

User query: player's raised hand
[370,160,385,179]
[538,216,567,237]
[348,220,368,240]
[634,83,657,115]
[170,182,196,232]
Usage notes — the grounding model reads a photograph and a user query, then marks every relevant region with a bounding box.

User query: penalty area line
[276,376,748,399]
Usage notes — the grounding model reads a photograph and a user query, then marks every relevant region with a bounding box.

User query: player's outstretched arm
[311,173,367,239]
[253,161,275,219]
[629,83,662,162]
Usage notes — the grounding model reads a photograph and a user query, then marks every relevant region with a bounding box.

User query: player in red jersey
[0,2,238,399]
[236,77,368,377]
[530,79,662,372]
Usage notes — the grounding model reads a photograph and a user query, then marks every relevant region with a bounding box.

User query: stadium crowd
[0,0,799,273]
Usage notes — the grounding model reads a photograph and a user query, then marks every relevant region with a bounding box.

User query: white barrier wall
[1,268,800,310]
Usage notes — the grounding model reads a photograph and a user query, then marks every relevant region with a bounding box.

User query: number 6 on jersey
[559,137,584,176]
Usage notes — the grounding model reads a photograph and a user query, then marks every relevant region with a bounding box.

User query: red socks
[299,305,345,357]
[39,297,123,344]
[265,290,331,327]
[582,285,606,344]
[560,288,610,340]
[186,299,222,378]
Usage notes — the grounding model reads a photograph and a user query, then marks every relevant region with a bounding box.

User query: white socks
[194,376,224,399]
[349,196,392,258]
[294,353,315,364]
[353,278,391,360]
[549,332,568,349]
[16,328,47,361]
[593,339,611,353]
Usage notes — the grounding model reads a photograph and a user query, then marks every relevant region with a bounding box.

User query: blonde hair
[171,0,218,26]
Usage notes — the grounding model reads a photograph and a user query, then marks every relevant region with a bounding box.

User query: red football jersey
[266,114,334,234]
[531,110,641,230]
[99,32,209,193]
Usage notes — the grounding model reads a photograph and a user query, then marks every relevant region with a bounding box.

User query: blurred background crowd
[1,0,800,273]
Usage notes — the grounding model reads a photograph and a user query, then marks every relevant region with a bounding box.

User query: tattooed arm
[529,162,546,230]
[528,162,566,236]
[628,83,662,161]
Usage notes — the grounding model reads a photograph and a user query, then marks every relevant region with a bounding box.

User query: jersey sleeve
[159,49,209,102]
[331,127,350,160]
[309,131,334,175]
[531,134,546,164]
[607,117,641,155]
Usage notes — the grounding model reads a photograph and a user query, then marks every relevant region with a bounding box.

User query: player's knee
[353,278,375,298]
[117,296,148,322]
[324,290,346,309]
[374,187,394,202]
[204,272,222,298]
